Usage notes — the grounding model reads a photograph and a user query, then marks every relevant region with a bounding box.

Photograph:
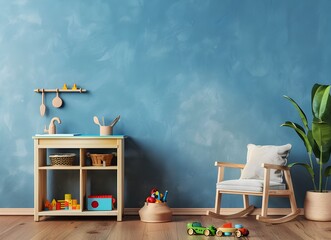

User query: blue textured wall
[0,0,331,209]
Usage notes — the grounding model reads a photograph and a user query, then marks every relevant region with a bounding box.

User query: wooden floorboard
[0,215,329,240]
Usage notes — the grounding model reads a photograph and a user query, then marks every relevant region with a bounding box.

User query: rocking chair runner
[207,144,300,224]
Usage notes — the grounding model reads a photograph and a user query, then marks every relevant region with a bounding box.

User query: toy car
[187,222,217,236]
[216,222,249,237]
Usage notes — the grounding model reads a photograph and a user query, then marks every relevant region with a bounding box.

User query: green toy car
[187,222,217,236]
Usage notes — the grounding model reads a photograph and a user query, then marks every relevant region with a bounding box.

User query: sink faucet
[44,117,61,134]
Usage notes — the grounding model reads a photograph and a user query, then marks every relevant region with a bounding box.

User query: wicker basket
[88,153,113,166]
[50,153,76,166]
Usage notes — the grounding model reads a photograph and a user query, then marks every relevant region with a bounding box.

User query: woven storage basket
[89,153,113,166]
[50,153,76,166]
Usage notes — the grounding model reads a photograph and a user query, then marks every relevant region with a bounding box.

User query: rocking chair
[207,144,300,224]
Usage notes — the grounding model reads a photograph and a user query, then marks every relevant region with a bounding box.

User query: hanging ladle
[52,89,63,108]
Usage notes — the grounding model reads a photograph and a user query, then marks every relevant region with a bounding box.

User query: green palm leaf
[281,121,312,154]
[283,95,309,131]
[312,122,331,163]
[288,162,315,179]
[312,84,331,121]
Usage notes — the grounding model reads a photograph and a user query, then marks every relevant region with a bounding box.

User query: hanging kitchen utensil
[52,89,63,108]
[40,89,46,117]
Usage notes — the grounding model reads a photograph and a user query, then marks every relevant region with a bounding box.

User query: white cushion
[217,179,286,192]
[240,144,292,183]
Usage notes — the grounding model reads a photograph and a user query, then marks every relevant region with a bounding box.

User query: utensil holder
[100,126,112,135]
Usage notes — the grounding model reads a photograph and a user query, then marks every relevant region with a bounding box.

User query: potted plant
[281,83,331,221]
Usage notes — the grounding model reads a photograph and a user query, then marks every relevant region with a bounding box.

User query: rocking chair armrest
[261,163,290,171]
[215,161,246,169]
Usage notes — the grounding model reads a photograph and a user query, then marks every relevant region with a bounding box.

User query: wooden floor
[0,215,330,240]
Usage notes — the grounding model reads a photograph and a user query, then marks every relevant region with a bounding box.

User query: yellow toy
[51,199,57,210]
[72,83,77,90]
[62,84,68,90]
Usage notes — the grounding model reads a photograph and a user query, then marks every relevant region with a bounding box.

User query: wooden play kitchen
[32,135,125,221]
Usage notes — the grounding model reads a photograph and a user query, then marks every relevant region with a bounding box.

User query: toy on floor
[215,222,249,237]
[187,222,217,236]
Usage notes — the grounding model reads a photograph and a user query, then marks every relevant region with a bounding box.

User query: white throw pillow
[240,144,292,183]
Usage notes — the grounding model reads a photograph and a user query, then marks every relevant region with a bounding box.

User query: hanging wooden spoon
[52,89,63,108]
[40,89,46,117]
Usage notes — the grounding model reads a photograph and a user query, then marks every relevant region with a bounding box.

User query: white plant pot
[304,190,331,221]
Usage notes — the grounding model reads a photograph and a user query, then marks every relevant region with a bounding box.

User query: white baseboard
[0,208,304,216]
[0,208,34,215]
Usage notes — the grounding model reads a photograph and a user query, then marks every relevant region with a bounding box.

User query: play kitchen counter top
[33,135,125,148]
[33,135,125,221]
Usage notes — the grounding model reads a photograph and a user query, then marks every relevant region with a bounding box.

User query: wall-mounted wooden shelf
[34,88,87,93]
